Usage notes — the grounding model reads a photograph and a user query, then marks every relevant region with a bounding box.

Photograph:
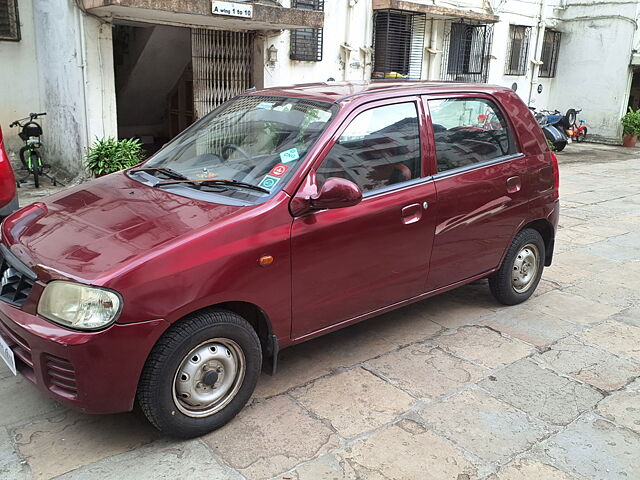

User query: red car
[0,82,559,438]
[0,126,18,218]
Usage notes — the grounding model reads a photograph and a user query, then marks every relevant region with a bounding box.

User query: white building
[0,0,637,177]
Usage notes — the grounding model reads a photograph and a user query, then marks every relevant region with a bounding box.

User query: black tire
[19,146,29,169]
[137,309,262,438]
[554,141,566,152]
[564,109,577,128]
[30,152,40,188]
[489,228,545,305]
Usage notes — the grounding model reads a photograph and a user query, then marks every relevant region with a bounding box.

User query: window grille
[540,30,561,78]
[441,22,494,83]
[372,9,426,80]
[504,25,531,76]
[192,29,254,118]
[290,0,323,62]
[0,0,20,41]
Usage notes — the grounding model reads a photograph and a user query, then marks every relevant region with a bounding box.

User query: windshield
[136,95,337,203]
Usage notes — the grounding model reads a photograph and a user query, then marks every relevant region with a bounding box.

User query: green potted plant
[621,108,640,147]
[85,137,145,176]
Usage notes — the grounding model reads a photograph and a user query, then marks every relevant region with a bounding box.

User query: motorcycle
[530,108,570,152]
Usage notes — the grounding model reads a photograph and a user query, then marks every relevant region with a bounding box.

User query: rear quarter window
[429,98,516,173]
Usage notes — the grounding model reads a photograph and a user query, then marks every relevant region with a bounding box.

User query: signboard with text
[212,1,253,18]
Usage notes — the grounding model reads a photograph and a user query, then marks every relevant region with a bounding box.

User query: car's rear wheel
[137,309,262,438]
[489,228,545,305]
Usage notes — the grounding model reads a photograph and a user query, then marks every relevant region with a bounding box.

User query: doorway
[113,25,255,155]
[628,68,640,112]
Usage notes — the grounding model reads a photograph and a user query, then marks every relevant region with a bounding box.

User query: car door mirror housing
[310,177,362,211]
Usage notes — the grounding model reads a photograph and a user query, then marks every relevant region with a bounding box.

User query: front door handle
[401,203,422,225]
[507,176,521,194]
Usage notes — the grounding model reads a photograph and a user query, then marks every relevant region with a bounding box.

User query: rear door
[424,94,529,290]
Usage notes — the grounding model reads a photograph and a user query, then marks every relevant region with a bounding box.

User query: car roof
[245,81,513,104]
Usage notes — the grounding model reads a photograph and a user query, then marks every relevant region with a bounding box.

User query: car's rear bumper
[0,301,169,414]
[0,195,18,218]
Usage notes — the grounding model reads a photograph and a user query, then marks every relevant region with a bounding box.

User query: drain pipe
[427,18,438,80]
[527,0,547,105]
[76,5,92,154]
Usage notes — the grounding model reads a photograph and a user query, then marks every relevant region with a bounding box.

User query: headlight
[37,281,122,330]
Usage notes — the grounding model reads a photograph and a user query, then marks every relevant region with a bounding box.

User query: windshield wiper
[156,178,271,194]
[130,167,188,181]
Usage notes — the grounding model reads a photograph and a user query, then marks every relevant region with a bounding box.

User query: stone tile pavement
[2,142,640,479]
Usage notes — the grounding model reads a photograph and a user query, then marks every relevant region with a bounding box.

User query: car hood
[3,173,244,283]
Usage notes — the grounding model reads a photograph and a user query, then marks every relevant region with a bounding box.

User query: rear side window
[429,98,515,173]
[316,102,421,194]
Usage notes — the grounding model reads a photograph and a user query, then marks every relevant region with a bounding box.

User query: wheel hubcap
[511,243,539,294]
[173,339,245,418]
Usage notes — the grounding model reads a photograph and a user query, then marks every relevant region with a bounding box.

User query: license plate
[0,334,16,376]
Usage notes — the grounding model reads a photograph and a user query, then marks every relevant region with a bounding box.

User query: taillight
[550,152,559,199]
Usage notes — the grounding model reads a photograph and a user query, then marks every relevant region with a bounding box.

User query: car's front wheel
[137,309,262,438]
[489,228,545,305]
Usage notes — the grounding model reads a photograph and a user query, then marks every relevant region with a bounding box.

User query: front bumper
[0,301,169,414]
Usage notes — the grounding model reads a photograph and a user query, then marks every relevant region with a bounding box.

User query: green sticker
[258,174,280,191]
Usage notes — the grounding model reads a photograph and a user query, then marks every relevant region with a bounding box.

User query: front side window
[429,98,515,173]
[137,95,337,203]
[316,102,421,194]
[0,0,20,41]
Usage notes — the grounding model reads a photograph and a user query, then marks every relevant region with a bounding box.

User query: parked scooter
[530,107,568,152]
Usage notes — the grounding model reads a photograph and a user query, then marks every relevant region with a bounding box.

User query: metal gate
[191,28,254,118]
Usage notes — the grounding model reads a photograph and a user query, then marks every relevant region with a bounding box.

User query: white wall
[30,0,116,177]
[547,1,638,141]
[264,0,373,87]
[0,0,42,158]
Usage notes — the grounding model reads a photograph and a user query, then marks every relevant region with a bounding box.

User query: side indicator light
[258,255,274,267]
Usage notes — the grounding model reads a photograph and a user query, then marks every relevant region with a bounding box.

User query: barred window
[540,30,561,78]
[442,22,494,83]
[290,0,323,62]
[372,9,426,80]
[504,25,531,76]
[0,0,20,41]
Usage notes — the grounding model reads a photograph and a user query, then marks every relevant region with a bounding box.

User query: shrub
[621,108,640,136]
[85,137,145,176]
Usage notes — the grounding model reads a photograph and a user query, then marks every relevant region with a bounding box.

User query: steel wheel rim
[172,338,246,418]
[511,243,540,294]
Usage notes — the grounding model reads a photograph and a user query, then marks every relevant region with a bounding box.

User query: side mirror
[310,177,362,210]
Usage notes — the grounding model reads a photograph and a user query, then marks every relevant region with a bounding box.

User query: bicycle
[565,108,587,143]
[9,112,60,188]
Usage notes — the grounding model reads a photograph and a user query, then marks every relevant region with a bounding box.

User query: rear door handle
[507,176,521,194]
[401,203,422,225]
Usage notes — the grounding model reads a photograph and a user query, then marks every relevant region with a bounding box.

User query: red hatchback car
[0,82,559,437]
[0,126,18,218]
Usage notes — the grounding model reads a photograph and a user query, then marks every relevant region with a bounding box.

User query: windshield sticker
[258,175,280,191]
[195,172,218,179]
[256,101,275,110]
[269,164,289,177]
[280,148,299,163]
[274,104,293,112]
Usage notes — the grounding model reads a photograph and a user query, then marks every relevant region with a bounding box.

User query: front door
[424,95,529,290]
[290,99,437,338]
